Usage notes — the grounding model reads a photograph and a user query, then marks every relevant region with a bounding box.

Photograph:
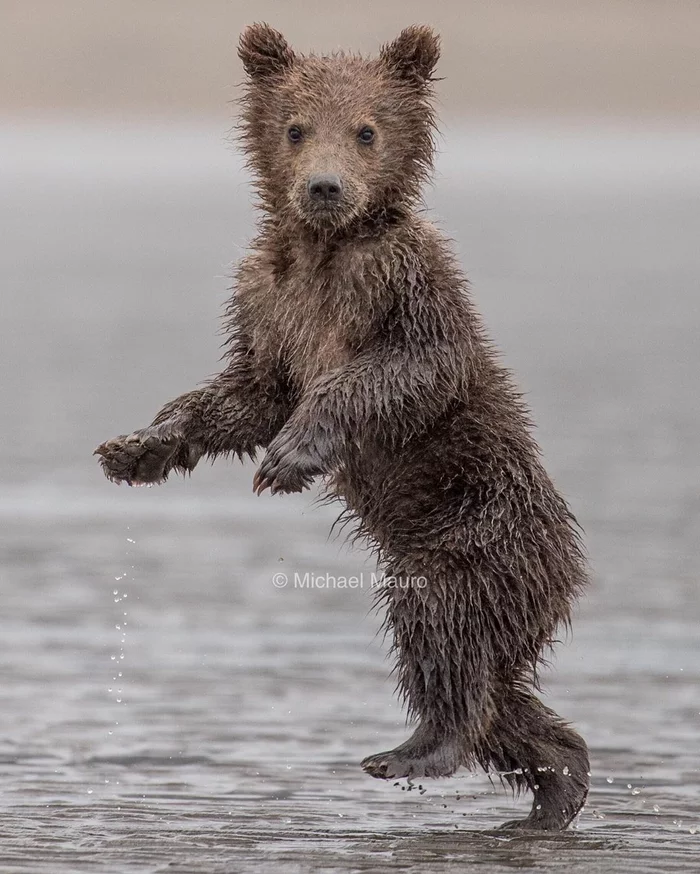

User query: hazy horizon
[3,0,699,121]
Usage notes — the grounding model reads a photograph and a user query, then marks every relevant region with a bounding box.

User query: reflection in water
[0,123,699,872]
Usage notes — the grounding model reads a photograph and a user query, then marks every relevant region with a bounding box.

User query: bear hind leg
[479,688,589,831]
[362,581,491,782]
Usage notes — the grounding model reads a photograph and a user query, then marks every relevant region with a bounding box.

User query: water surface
[0,122,699,872]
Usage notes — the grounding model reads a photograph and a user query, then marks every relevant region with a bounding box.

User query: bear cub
[96,24,590,831]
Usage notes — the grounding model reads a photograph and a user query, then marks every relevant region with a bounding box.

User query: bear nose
[308,174,343,203]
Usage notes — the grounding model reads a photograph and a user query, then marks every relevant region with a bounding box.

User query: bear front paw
[94,423,195,486]
[253,432,323,495]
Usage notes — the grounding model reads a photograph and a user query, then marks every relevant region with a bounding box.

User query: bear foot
[497,771,588,832]
[497,796,586,832]
[362,728,464,780]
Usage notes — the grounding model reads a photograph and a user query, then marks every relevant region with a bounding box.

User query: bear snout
[307,173,344,204]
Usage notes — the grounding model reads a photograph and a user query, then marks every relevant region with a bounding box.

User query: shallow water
[1,121,699,872]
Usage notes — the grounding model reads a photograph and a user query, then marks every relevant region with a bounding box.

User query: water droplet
[110,655,116,661]
[536,804,542,810]
[87,789,93,794]
[632,787,641,795]
[606,777,614,784]
[563,766,569,776]
[653,805,660,813]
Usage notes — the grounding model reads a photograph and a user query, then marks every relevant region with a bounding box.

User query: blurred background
[3,0,700,118]
[1,2,699,872]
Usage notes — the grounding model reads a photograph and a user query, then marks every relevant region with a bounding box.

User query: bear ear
[238,23,295,80]
[380,25,440,85]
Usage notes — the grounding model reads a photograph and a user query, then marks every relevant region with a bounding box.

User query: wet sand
[0,122,699,871]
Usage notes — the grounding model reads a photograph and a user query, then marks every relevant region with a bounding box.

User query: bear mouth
[305,200,352,228]
[309,200,342,213]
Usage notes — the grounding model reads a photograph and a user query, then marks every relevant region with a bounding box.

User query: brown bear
[95,24,590,831]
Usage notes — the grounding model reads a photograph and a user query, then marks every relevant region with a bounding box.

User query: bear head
[238,24,440,236]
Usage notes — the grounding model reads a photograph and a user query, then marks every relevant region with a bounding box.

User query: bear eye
[358,126,375,144]
[287,125,303,144]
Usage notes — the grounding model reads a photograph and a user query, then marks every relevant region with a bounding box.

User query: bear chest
[272,269,367,390]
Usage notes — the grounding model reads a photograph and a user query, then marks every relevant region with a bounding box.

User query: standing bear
[96,24,590,830]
